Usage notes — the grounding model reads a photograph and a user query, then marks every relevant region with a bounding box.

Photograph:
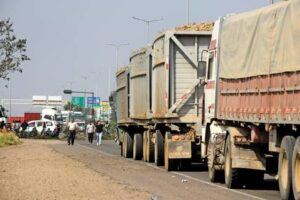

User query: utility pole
[132,17,163,43]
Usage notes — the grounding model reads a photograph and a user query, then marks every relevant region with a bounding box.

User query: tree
[0,19,30,80]
[63,101,84,112]
[63,101,73,111]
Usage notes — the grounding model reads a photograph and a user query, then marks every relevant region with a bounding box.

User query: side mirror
[199,61,207,77]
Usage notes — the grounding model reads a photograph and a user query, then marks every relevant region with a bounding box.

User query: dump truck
[116,24,213,170]
[203,1,300,199]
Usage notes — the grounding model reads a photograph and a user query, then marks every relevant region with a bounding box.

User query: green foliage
[109,121,117,135]
[0,19,30,80]
[0,132,21,147]
[63,101,73,111]
[63,101,83,112]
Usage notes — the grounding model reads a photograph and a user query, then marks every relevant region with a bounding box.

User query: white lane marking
[76,143,266,200]
[171,172,266,200]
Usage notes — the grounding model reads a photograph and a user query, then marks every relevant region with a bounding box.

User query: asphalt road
[54,139,281,200]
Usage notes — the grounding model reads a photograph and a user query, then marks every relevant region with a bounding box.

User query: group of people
[67,119,104,146]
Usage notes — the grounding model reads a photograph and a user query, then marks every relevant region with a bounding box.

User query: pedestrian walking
[86,121,95,144]
[20,120,28,132]
[67,119,78,145]
[95,121,104,146]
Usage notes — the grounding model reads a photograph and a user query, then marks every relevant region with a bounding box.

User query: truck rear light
[251,126,269,144]
[171,134,193,141]
[234,135,250,145]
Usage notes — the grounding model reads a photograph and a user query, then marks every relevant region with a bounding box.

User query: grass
[0,131,22,147]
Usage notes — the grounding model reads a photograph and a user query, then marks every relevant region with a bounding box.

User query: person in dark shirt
[0,120,5,129]
[20,121,28,132]
[95,121,103,146]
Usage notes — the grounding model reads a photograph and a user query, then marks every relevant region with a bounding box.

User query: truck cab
[41,108,63,124]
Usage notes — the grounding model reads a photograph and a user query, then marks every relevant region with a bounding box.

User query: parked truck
[116,24,213,169]
[116,1,300,199]
[203,1,300,199]
[24,112,41,122]
[41,108,63,124]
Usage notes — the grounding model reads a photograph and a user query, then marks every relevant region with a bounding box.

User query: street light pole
[186,0,190,24]
[63,90,95,121]
[66,81,73,111]
[106,43,129,90]
[81,75,88,108]
[132,17,163,43]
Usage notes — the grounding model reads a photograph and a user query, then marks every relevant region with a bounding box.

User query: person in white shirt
[86,121,95,144]
[67,119,78,145]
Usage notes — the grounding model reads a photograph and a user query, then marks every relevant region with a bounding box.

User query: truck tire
[224,136,241,188]
[164,131,174,171]
[123,132,133,158]
[146,130,154,162]
[292,137,300,200]
[279,136,295,200]
[143,131,147,161]
[207,139,224,183]
[133,133,143,160]
[155,129,164,166]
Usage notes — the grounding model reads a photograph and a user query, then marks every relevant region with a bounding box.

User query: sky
[0,0,271,115]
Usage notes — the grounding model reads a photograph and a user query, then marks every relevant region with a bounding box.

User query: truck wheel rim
[296,153,300,193]
[282,153,288,190]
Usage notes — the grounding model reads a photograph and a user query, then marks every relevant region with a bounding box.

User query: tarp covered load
[219,0,300,79]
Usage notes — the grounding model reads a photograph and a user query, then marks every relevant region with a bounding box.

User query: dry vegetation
[0,131,21,147]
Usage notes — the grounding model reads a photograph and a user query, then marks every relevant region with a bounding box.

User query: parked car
[75,122,86,132]
[24,120,59,136]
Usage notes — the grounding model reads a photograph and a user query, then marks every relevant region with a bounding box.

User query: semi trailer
[116,24,213,169]
[203,1,300,199]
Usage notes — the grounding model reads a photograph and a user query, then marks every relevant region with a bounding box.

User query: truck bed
[217,0,300,124]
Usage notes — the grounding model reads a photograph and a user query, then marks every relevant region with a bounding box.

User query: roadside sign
[100,101,110,112]
[72,96,85,108]
[87,97,100,107]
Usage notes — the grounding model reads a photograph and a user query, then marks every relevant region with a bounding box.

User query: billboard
[48,96,62,106]
[100,101,110,112]
[32,96,62,106]
[32,96,47,106]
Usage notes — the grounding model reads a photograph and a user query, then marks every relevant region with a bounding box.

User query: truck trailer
[203,1,300,199]
[116,24,213,170]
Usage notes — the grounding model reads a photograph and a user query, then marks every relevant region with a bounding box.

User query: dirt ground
[0,139,151,200]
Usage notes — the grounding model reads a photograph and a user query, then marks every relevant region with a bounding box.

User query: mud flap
[227,127,266,171]
[167,140,192,159]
